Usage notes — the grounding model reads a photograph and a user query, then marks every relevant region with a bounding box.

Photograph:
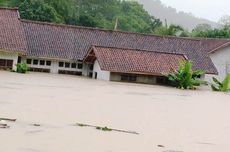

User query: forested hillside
[0,0,162,33]
[1,0,230,38]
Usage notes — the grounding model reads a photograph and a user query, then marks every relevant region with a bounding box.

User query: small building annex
[84,46,187,84]
[0,7,230,84]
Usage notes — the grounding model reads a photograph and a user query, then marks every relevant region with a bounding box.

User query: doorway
[94,72,97,79]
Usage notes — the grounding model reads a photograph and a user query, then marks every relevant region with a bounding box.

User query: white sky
[160,0,230,22]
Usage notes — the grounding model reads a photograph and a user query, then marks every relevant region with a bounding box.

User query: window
[78,63,83,69]
[0,59,4,66]
[0,59,13,69]
[89,64,93,70]
[121,74,137,82]
[58,70,82,76]
[17,56,21,63]
[29,68,50,73]
[40,60,45,66]
[71,63,77,68]
[33,59,38,65]
[6,60,13,66]
[156,76,167,84]
[59,62,64,67]
[65,62,70,68]
[26,59,32,64]
[46,61,51,66]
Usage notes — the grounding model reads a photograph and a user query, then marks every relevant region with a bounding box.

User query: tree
[192,24,212,37]
[193,24,212,32]
[2,0,162,33]
[16,63,29,74]
[211,74,230,92]
[154,24,185,36]
[191,22,230,38]
[18,0,34,20]
[219,15,230,27]
[167,61,206,89]
[19,0,63,23]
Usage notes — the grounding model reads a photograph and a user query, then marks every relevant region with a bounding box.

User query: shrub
[211,74,230,92]
[167,60,206,89]
[16,63,28,74]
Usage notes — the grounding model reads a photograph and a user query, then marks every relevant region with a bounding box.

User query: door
[0,59,13,70]
[94,72,97,79]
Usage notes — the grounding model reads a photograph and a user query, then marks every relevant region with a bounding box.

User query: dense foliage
[1,0,230,37]
[211,74,230,92]
[16,63,28,73]
[192,23,230,38]
[154,24,189,37]
[167,61,206,90]
[0,0,162,33]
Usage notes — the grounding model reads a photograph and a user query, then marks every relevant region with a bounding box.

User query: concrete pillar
[50,60,59,74]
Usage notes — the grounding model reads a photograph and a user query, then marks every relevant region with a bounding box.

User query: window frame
[26,59,32,64]
[46,61,51,66]
[33,59,38,65]
[59,62,64,67]
[65,62,70,68]
[39,60,45,66]
[77,63,83,69]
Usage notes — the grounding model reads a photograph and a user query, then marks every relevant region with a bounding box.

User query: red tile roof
[84,46,187,76]
[0,8,26,53]
[200,38,230,53]
[21,20,219,74]
[1,8,229,74]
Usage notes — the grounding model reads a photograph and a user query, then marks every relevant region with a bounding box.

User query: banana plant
[211,74,230,92]
[167,60,206,89]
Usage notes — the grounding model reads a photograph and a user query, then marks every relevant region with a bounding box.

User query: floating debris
[0,123,7,127]
[0,118,16,122]
[0,123,10,129]
[97,126,112,131]
[74,122,139,135]
[0,125,10,129]
[33,124,41,127]
[157,145,165,148]
[77,123,87,127]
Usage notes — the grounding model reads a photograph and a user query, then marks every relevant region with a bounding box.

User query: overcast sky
[159,0,230,22]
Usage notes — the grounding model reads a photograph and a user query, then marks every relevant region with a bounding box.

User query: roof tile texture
[1,8,229,74]
[21,20,219,74]
[92,46,186,75]
[0,8,26,53]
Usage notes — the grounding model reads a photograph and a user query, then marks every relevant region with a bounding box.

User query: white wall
[23,57,84,74]
[50,60,59,74]
[0,51,18,70]
[92,60,110,81]
[205,46,230,82]
[82,64,93,77]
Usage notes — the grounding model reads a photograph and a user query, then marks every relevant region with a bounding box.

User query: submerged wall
[110,72,158,84]
[92,60,110,80]
[22,57,84,75]
[205,46,230,82]
[0,51,18,70]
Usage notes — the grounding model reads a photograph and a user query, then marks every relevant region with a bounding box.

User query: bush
[211,74,230,92]
[16,63,28,74]
[167,60,206,89]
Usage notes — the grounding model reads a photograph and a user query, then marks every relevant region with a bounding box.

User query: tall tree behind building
[0,0,162,33]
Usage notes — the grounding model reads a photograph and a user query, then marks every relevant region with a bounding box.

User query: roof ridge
[0,7,18,10]
[197,37,230,41]
[92,45,187,56]
[20,19,202,41]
